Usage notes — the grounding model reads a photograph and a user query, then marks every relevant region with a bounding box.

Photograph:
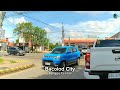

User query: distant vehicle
[84,39,120,79]
[7,47,26,56]
[81,48,88,55]
[42,46,81,68]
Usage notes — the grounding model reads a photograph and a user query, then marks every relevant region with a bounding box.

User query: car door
[66,47,73,64]
[72,47,78,62]
[13,48,17,54]
[10,48,14,54]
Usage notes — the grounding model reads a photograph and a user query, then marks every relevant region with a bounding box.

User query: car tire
[76,58,80,66]
[16,53,20,56]
[60,61,66,68]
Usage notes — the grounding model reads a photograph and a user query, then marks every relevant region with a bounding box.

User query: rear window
[95,40,120,47]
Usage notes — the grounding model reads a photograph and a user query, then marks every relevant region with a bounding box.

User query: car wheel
[16,53,20,56]
[60,61,66,68]
[76,58,80,66]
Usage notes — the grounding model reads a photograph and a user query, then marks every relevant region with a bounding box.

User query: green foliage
[9,60,17,63]
[31,26,48,46]
[16,38,19,43]
[0,58,4,64]
[13,22,49,47]
[49,42,61,51]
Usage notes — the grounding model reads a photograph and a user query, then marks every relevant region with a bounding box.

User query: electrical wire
[13,11,60,30]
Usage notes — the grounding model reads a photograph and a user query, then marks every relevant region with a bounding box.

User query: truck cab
[84,39,120,79]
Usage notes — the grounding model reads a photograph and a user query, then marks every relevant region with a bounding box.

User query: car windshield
[17,47,22,50]
[51,48,66,54]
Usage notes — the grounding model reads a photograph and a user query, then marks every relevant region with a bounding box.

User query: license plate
[45,62,50,65]
[108,73,120,79]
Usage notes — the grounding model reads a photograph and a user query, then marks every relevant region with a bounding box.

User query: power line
[13,11,60,30]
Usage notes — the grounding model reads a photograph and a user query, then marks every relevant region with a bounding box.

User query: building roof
[8,42,15,47]
[0,39,6,43]
[64,38,97,43]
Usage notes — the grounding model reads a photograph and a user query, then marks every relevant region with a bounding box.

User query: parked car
[42,46,81,68]
[81,48,88,55]
[7,47,26,56]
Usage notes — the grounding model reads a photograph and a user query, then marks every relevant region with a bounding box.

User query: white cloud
[44,27,51,33]
[5,33,12,38]
[46,17,120,43]
[7,17,27,25]
[109,11,120,15]
[74,11,120,16]
[5,32,16,42]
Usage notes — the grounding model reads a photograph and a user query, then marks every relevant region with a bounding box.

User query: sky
[2,11,120,43]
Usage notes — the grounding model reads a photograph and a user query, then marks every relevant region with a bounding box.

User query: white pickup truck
[84,39,120,79]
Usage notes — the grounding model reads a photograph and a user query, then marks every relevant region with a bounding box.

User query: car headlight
[54,56,60,59]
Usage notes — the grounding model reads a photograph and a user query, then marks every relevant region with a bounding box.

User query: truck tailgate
[90,47,120,71]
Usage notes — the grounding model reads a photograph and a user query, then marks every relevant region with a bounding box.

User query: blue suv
[42,46,81,68]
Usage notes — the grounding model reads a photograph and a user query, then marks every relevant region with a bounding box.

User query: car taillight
[85,52,90,69]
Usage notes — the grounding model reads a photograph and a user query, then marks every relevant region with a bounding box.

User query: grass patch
[9,60,17,63]
[0,58,4,64]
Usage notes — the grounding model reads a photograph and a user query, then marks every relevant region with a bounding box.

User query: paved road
[0,52,85,79]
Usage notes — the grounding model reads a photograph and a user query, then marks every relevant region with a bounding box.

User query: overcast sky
[2,11,120,43]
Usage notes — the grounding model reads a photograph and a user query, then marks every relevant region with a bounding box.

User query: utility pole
[69,37,70,46]
[62,22,64,46]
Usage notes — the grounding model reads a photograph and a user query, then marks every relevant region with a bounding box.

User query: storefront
[64,38,96,48]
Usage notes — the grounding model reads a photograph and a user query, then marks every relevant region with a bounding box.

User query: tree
[16,38,19,43]
[13,22,49,51]
[49,43,55,51]
[13,22,33,42]
[49,42,62,51]
[55,42,61,47]
[31,27,48,47]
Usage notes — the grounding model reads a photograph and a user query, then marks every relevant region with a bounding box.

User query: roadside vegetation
[13,22,62,52]
[0,58,4,64]
[0,58,17,64]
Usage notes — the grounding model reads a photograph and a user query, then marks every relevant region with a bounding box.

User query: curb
[15,60,29,63]
[0,64,34,75]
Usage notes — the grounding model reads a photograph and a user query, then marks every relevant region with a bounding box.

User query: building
[0,38,7,51]
[0,28,5,51]
[64,38,97,48]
